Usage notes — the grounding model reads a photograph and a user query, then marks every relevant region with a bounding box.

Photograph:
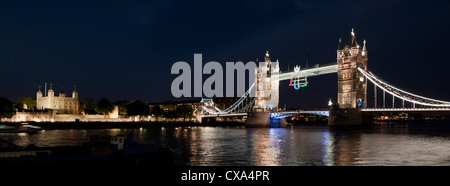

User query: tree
[96,98,114,115]
[176,105,194,121]
[126,100,150,118]
[15,97,36,110]
[214,97,239,110]
[114,100,130,115]
[150,104,164,117]
[165,110,177,119]
[81,98,97,114]
[0,97,15,121]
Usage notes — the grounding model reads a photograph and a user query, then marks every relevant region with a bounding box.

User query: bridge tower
[329,29,370,128]
[337,28,368,109]
[254,51,280,111]
[247,51,283,127]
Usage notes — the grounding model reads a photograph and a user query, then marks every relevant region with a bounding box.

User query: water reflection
[1,123,450,166]
[332,132,363,166]
[250,128,283,166]
[183,127,343,166]
[322,130,335,166]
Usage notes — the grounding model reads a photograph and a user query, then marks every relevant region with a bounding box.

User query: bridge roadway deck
[362,108,450,112]
[201,113,247,118]
[201,110,329,118]
[201,108,450,118]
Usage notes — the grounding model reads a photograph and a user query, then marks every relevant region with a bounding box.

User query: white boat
[0,124,41,133]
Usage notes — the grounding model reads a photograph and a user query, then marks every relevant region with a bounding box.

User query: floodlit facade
[337,29,368,108]
[255,51,280,111]
[36,84,80,114]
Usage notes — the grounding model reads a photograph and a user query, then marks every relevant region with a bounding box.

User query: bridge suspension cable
[358,67,450,107]
[202,82,256,115]
[220,82,255,113]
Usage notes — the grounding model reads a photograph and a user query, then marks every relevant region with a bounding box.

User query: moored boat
[0,124,42,133]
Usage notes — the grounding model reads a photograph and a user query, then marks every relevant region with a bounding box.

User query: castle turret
[72,85,78,99]
[337,38,343,59]
[362,39,368,57]
[47,83,54,109]
[59,86,66,97]
[265,51,271,62]
[347,28,358,48]
[48,83,54,97]
[37,85,42,98]
[264,51,272,75]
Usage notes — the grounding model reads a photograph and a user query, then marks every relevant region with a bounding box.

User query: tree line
[0,97,194,121]
[82,98,193,120]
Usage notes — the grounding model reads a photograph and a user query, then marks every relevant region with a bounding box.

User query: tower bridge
[195,29,450,128]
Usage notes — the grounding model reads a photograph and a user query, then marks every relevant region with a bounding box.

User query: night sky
[1,0,450,109]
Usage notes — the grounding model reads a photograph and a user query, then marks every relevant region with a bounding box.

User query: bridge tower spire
[337,28,368,109]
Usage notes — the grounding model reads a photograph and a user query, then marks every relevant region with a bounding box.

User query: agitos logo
[289,65,308,90]
[289,76,308,90]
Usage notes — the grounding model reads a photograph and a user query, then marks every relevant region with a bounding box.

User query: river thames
[1,121,450,166]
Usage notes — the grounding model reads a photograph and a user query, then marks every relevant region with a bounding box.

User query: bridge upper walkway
[277,62,337,81]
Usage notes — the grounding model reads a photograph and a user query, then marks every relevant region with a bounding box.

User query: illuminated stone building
[337,29,368,108]
[36,84,80,114]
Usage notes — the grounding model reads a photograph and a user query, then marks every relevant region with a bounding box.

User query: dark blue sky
[1,0,450,109]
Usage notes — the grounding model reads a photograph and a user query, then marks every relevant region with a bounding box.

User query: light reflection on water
[1,122,450,166]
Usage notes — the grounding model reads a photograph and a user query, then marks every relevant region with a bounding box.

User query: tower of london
[36,84,79,114]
